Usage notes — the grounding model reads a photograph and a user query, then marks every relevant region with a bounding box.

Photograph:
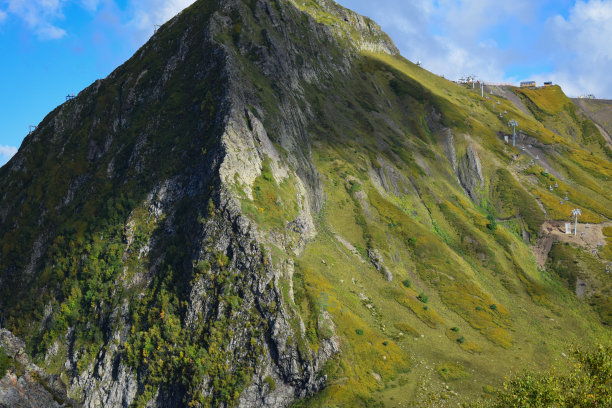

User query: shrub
[263,376,276,392]
[457,336,466,344]
[487,344,612,407]
[417,293,428,303]
[489,304,498,311]
[393,323,419,337]
[355,329,364,336]
[482,385,496,394]
[486,214,497,231]
[436,362,469,381]
[0,347,9,375]
[348,181,362,195]
[451,327,459,332]
[402,279,411,288]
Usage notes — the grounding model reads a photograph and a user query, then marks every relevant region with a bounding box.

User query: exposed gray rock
[458,144,484,203]
[440,128,458,171]
[368,248,392,282]
[0,329,78,408]
[306,0,399,56]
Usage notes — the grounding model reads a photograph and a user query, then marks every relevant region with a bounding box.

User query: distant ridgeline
[0,0,610,407]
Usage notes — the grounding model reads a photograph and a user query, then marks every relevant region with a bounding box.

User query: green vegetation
[436,362,469,381]
[264,376,276,391]
[603,226,612,261]
[480,345,612,408]
[548,243,612,325]
[0,347,9,375]
[240,157,300,231]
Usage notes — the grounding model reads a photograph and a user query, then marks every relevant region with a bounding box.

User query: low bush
[0,347,9,375]
[484,344,612,407]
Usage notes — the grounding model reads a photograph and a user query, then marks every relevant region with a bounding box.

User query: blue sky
[1,0,612,166]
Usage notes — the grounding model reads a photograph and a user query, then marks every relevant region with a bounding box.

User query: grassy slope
[571,98,612,143]
[238,44,612,406]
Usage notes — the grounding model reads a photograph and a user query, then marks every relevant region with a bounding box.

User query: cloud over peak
[0,145,18,165]
[4,0,68,39]
[545,0,612,97]
[0,0,196,40]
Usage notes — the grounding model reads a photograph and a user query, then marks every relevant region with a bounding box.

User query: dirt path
[531,221,611,269]
[571,98,612,149]
[488,85,534,118]
[593,121,612,149]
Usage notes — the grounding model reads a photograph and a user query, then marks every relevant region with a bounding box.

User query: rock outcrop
[458,144,484,202]
[0,329,77,408]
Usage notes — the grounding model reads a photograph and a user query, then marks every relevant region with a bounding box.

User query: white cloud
[127,0,196,32]
[79,0,101,12]
[5,0,67,39]
[545,0,612,97]
[2,0,102,39]
[37,23,66,39]
[353,0,525,82]
[0,145,18,164]
[2,0,198,42]
[342,0,612,97]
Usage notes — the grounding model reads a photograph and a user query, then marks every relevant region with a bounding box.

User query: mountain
[0,0,611,407]
[572,97,612,150]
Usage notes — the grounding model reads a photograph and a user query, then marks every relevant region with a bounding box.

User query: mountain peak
[1,0,611,407]
[289,0,399,55]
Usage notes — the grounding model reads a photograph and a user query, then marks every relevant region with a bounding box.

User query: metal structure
[65,93,75,101]
[572,208,582,236]
[416,60,422,67]
[154,24,161,33]
[28,125,37,135]
[508,119,518,147]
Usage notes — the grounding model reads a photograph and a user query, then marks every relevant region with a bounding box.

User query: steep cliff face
[0,1,372,406]
[1,0,611,407]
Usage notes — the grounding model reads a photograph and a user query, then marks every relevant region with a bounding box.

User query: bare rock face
[458,144,484,203]
[368,249,393,282]
[307,0,400,55]
[0,329,77,408]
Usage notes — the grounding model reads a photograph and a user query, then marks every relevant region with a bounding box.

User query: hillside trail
[501,151,608,270]
[593,122,612,149]
[571,98,612,149]
[531,221,612,269]
[488,85,534,118]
